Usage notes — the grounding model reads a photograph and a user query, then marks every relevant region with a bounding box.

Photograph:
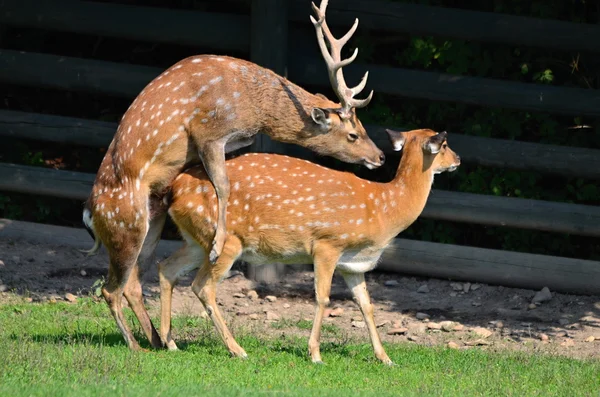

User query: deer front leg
[341,271,393,365]
[308,243,340,364]
[191,236,247,358]
[158,244,203,351]
[198,142,230,264]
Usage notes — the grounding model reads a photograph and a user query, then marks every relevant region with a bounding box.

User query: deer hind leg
[308,242,340,364]
[158,243,205,351]
[198,142,230,264]
[119,210,166,349]
[191,236,246,358]
[341,271,393,365]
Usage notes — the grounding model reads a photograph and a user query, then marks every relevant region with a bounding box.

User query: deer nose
[456,154,461,163]
[379,153,386,165]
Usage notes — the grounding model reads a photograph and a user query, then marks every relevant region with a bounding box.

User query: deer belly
[336,251,382,274]
[240,249,312,267]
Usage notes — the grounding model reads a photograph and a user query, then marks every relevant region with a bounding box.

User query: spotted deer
[81,0,385,350]
[158,128,460,364]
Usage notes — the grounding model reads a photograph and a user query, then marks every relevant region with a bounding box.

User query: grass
[0,298,599,396]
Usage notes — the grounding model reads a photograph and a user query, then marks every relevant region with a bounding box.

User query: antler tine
[338,18,359,49]
[350,89,374,109]
[350,71,369,97]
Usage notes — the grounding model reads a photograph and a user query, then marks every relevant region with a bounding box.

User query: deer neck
[254,77,325,143]
[376,145,435,238]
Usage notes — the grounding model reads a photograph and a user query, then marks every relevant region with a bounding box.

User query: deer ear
[311,108,331,127]
[386,129,405,151]
[424,131,447,154]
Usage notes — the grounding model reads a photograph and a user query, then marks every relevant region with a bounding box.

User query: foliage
[1,299,599,396]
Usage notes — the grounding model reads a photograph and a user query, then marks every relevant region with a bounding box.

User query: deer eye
[442,143,448,149]
[348,132,359,142]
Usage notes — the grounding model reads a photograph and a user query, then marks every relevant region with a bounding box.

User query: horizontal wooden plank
[0,109,115,147]
[2,0,597,54]
[1,163,599,238]
[379,238,600,295]
[3,110,600,180]
[1,216,598,295]
[0,218,180,262]
[0,0,249,52]
[2,49,599,119]
[0,163,93,201]
[288,53,600,118]
[368,124,600,181]
[423,190,600,238]
[289,0,600,53]
[0,50,161,98]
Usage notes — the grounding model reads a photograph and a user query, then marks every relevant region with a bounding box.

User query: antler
[310,0,373,116]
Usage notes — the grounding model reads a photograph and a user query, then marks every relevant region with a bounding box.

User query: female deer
[159,128,460,364]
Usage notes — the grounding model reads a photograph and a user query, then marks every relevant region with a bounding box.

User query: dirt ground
[1,236,599,360]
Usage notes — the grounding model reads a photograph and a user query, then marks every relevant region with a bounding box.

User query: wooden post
[248,0,288,282]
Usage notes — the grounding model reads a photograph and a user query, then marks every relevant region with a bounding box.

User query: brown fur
[84,53,384,350]
[158,128,461,364]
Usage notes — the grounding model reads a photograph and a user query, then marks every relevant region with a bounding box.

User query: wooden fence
[0,0,599,293]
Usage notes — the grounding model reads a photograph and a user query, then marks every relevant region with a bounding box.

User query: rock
[387,327,408,335]
[233,293,245,298]
[384,280,399,287]
[532,287,552,304]
[408,322,427,334]
[528,303,537,310]
[416,312,430,320]
[351,316,363,322]
[450,292,457,297]
[247,290,259,300]
[465,339,491,346]
[539,333,549,342]
[283,303,291,309]
[265,295,277,302]
[64,293,77,302]
[471,283,481,291]
[489,320,504,329]
[0,284,7,293]
[351,320,366,328]
[450,282,463,291]
[472,301,482,307]
[329,307,344,317]
[417,285,430,293]
[249,313,259,320]
[0,259,4,267]
[447,341,460,349]
[427,322,442,330]
[471,327,493,338]
[80,270,87,277]
[407,335,419,342]
[453,323,465,331]
[392,320,403,328]
[585,336,596,342]
[49,297,57,304]
[265,311,280,321]
[463,283,471,293]
[560,339,575,347]
[440,321,459,332]
[25,297,33,303]
[376,320,391,328]
[558,318,569,326]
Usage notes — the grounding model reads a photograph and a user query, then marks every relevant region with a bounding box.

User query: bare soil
[1,237,599,360]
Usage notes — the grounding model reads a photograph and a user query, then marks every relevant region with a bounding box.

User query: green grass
[0,299,598,396]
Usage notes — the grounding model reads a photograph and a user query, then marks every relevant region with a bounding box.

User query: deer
[81,0,385,351]
[158,128,461,365]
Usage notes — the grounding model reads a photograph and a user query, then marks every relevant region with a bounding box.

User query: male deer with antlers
[159,128,460,364]
[82,0,384,350]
